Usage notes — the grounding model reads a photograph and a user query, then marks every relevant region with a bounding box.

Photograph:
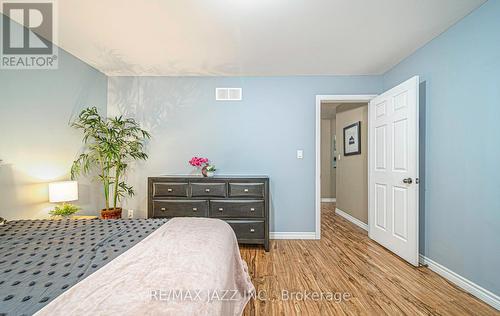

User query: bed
[0,217,254,316]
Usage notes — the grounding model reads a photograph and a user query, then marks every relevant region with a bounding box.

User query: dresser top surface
[155,174,269,179]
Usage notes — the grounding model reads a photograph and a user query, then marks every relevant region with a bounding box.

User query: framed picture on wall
[343,121,361,156]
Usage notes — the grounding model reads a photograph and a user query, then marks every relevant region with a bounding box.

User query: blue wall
[108,76,381,232]
[383,1,500,295]
[0,14,108,220]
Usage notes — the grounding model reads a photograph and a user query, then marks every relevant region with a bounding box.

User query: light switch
[297,150,304,159]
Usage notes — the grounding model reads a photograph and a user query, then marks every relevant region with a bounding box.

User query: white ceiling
[7,0,486,76]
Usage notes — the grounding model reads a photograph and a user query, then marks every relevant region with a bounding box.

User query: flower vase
[201,166,215,177]
[201,166,208,177]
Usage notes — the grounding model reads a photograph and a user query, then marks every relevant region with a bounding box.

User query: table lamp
[48,181,80,217]
[49,181,78,203]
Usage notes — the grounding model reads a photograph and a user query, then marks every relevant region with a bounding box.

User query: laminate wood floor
[240,203,498,316]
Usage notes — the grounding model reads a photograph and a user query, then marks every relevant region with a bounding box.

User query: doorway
[320,101,370,231]
[316,77,420,266]
[315,95,375,240]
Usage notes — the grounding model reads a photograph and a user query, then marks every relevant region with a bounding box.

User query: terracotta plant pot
[101,208,122,219]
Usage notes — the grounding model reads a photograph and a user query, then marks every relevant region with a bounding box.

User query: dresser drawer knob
[192,207,198,211]
[250,208,255,212]
[205,188,210,192]
[250,228,255,233]
[244,188,249,192]
[160,207,166,211]
[218,208,224,211]
[167,188,173,192]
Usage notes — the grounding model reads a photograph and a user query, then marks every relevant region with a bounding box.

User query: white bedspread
[35,217,255,316]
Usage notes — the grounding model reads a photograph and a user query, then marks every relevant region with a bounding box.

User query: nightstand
[71,215,98,220]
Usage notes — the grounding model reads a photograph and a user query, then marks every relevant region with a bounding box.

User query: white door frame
[315,94,377,239]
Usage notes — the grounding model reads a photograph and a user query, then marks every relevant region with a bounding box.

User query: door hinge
[416,178,420,184]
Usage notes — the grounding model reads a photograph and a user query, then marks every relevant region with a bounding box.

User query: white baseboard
[321,198,336,202]
[270,232,317,240]
[420,255,500,311]
[335,208,368,231]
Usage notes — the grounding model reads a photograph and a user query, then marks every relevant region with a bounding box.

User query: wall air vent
[216,88,242,101]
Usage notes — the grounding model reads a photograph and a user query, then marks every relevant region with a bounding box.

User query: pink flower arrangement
[189,157,209,168]
[189,157,216,177]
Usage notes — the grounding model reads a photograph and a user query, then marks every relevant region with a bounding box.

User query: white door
[368,76,419,266]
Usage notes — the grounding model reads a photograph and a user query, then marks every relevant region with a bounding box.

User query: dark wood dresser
[148,176,269,251]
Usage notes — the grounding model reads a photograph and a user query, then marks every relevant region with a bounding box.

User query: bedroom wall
[0,15,108,220]
[382,0,500,296]
[107,76,381,233]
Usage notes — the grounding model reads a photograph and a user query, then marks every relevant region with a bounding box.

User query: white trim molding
[335,208,368,231]
[315,95,376,240]
[270,232,317,240]
[420,255,500,311]
[321,198,336,203]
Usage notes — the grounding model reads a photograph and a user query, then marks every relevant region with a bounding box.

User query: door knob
[403,178,413,184]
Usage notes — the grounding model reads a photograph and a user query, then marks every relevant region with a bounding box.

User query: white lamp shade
[49,181,78,203]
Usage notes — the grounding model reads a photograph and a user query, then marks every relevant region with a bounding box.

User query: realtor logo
[1,0,58,69]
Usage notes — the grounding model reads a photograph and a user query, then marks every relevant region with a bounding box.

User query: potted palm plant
[70,107,150,219]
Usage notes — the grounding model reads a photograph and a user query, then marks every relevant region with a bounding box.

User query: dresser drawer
[226,220,265,240]
[191,183,227,197]
[153,200,208,217]
[229,183,265,198]
[210,200,264,218]
[153,183,188,197]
